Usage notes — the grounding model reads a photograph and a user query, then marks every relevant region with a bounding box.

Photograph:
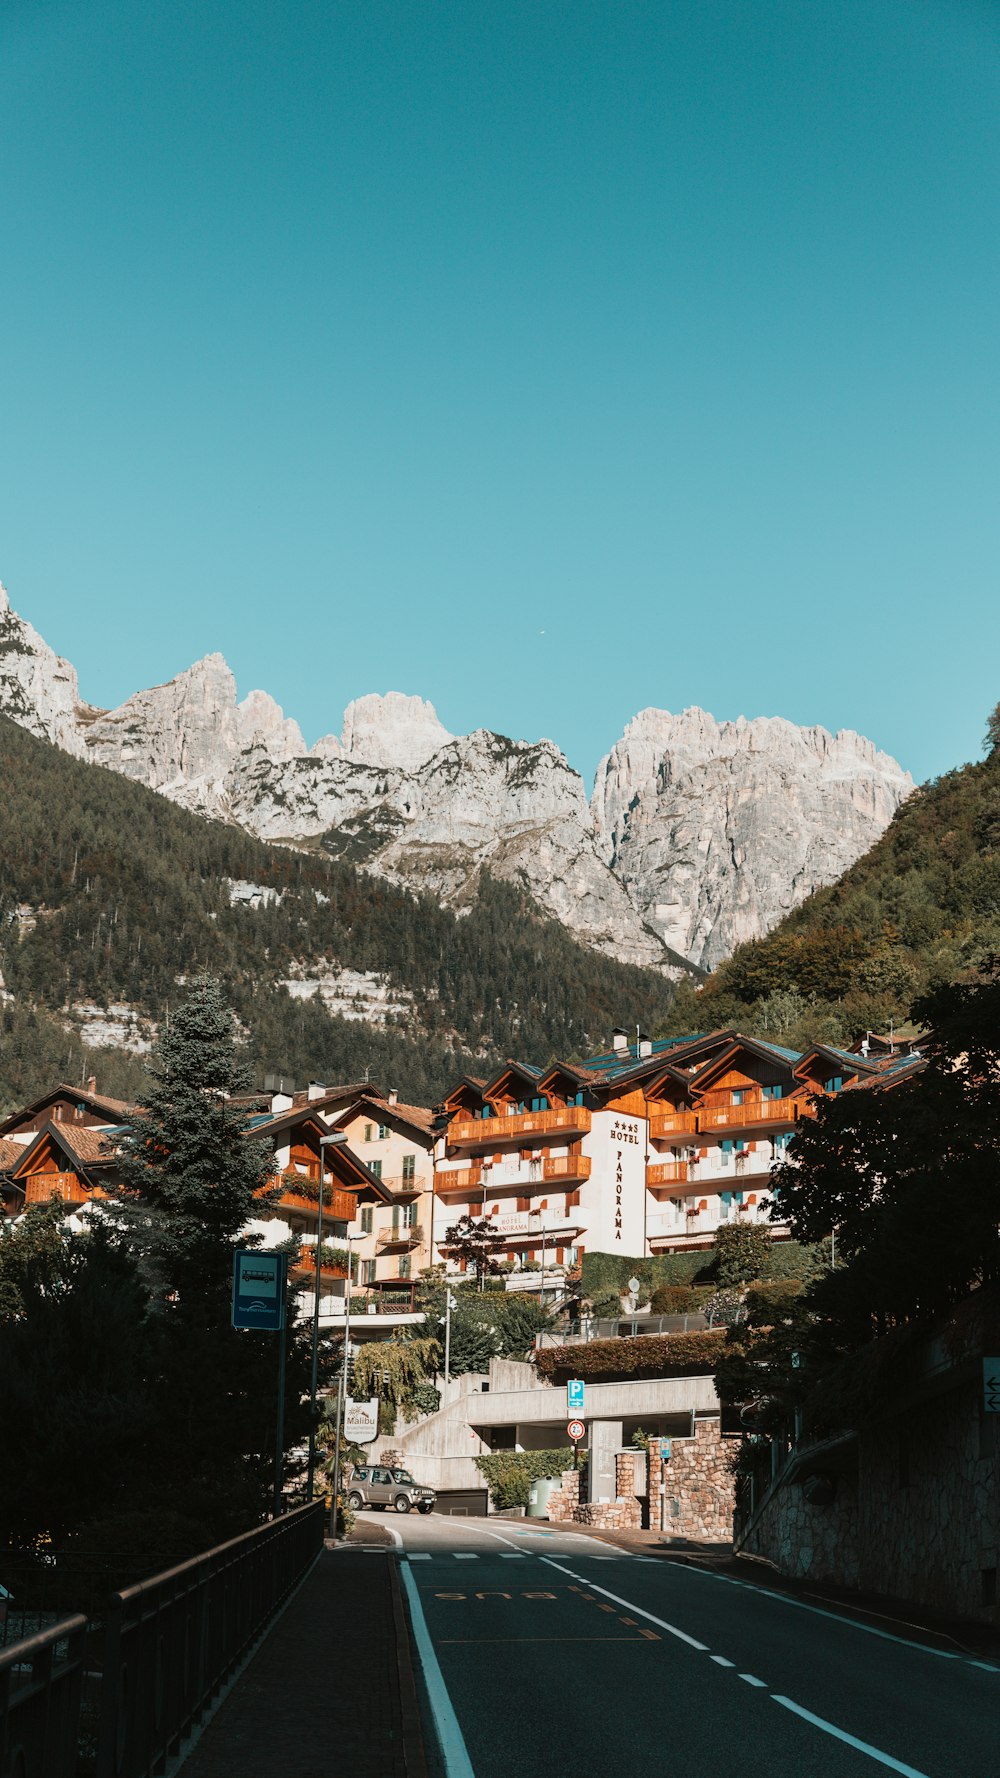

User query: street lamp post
[442,1289,457,1392]
[311,1132,349,1502]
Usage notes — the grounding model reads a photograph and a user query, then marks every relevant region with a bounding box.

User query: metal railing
[0,1614,87,1778]
[95,1501,323,1778]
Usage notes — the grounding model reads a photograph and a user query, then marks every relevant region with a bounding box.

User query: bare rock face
[0,584,92,752]
[0,584,913,974]
[339,692,453,771]
[592,707,913,969]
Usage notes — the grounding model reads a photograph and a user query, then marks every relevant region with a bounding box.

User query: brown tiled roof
[51,1124,119,1166]
[0,1138,24,1172]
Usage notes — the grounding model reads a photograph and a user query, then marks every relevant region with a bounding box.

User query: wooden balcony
[448,1107,591,1149]
[435,1165,483,1195]
[266,1174,358,1221]
[646,1159,690,1189]
[647,1109,698,1139]
[291,1245,349,1281]
[23,1171,89,1206]
[542,1155,592,1184]
[699,1099,799,1131]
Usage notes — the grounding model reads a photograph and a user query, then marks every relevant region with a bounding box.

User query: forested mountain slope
[662,734,1000,1048]
[0,717,678,1111]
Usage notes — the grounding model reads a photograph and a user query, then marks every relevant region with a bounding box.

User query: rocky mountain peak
[0,583,914,974]
[340,692,454,770]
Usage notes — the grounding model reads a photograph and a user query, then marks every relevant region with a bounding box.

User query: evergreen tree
[113,978,309,1532]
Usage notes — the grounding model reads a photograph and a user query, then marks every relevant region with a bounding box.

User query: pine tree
[113,978,307,1530]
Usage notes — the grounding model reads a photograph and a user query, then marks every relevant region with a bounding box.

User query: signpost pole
[330,1242,355,1544]
[273,1297,288,1518]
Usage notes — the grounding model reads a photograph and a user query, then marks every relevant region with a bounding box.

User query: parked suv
[347,1464,436,1515]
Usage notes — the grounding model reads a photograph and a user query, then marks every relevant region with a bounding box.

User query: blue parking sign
[567,1378,585,1415]
[232,1250,286,1331]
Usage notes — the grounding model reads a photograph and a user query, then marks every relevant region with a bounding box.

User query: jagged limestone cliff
[0,584,912,971]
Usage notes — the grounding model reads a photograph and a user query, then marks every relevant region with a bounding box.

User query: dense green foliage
[474,1447,575,1509]
[534,1328,726,1383]
[580,1239,823,1303]
[717,968,1000,1440]
[0,715,678,1110]
[0,982,315,1551]
[661,736,1000,1045]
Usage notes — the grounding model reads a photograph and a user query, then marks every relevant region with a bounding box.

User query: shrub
[474,1447,575,1509]
[650,1284,697,1314]
[534,1329,726,1384]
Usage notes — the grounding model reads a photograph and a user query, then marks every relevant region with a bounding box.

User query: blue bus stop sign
[232,1250,286,1331]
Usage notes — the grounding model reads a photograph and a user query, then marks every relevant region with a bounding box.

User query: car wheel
[347,1492,364,1511]
[418,1502,433,1515]
[393,1496,411,1514]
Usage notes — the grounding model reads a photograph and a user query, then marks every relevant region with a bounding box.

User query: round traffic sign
[567,1419,585,1442]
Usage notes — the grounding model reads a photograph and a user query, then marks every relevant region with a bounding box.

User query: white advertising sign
[344,1397,379,1444]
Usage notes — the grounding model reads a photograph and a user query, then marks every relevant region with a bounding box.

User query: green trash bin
[527,1475,559,1519]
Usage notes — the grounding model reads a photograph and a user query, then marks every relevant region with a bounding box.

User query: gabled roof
[7,1121,116,1183]
[687,1034,807,1094]
[330,1093,435,1141]
[843,1054,927,1093]
[0,1083,135,1136]
[481,1062,546,1101]
[0,1137,25,1173]
[793,1045,880,1082]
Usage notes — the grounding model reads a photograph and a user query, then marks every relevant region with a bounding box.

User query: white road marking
[399,1559,477,1778]
[739,1674,767,1687]
[680,1564,967,1662]
[454,1553,478,1560]
[772,1696,931,1777]
[500,1553,527,1559]
[710,1656,735,1667]
[410,1553,431,1560]
[539,1554,709,1650]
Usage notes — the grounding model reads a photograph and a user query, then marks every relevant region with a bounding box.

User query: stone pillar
[589,1419,623,1503]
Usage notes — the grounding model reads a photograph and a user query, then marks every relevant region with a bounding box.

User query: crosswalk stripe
[454,1553,478,1560]
[409,1553,432,1560]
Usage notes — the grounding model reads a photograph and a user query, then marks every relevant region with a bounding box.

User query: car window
[373,1468,390,1484]
[354,1467,368,1481]
[392,1469,416,1484]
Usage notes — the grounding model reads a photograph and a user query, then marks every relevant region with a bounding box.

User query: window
[399,1254,411,1279]
[370,1160,382,1180]
[762,1084,783,1100]
[774,1133,791,1154]
[364,1123,373,1142]
[720,1140,733,1166]
[361,1259,376,1285]
[401,1202,414,1229]
[826,1076,844,1094]
[378,1124,389,1140]
[402,1153,416,1182]
[530,1096,550,1112]
[360,1205,373,1234]
[731,1089,744,1106]
[735,1139,747,1154]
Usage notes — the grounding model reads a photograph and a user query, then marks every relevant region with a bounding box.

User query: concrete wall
[739,1377,1000,1624]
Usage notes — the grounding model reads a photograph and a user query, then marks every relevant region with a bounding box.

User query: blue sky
[1,0,997,788]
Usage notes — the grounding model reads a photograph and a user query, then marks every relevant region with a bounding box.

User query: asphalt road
[383,1511,1000,1778]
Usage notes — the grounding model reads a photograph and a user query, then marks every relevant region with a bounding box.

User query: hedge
[474,1447,576,1509]
[581,1251,716,1298]
[534,1329,726,1384]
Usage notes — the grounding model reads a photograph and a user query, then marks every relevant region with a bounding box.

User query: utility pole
[443,1290,457,1393]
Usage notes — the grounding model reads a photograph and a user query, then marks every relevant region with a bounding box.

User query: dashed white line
[772,1696,931,1777]
[739,1674,767,1687]
[539,1553,709,1650]
[710,1656,735,1667]
[453,1553,478,1560]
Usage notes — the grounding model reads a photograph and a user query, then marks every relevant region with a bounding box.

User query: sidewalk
[178,1523,428,1778]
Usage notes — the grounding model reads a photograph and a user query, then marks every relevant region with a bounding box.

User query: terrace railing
[0,1614,87,1778]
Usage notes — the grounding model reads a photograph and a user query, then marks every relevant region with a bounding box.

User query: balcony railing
[647,1109,698,1139]
[379,1174,425,1196]
[23,1171,91,1206]
[448,1107,592,1148]
[646,1159,690,1188]
[542,1155,592,1183]
[266,1174,358,1221]
[699,1099,799,1130]
[291,1245,350,1280]
[376,1223,424,1252]
[434,1165,483,1194]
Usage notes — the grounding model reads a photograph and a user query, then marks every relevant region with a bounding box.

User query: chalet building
[434,1028,925,1273]
[0,1081,132,1218]
[320,1090,436,1313]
